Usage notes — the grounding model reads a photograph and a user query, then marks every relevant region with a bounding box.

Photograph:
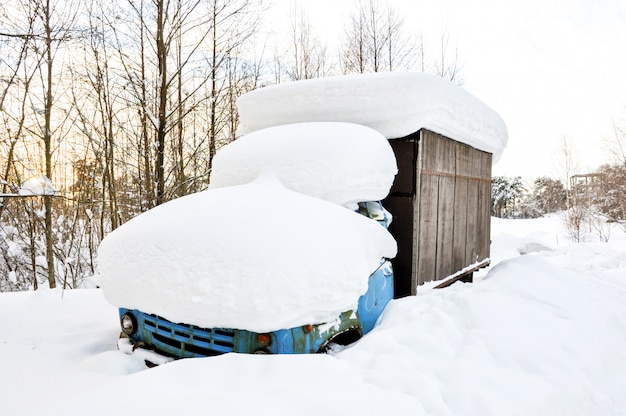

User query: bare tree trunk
[349,4,368,75]
[174,8,187,198]
[342,1,459,79]
[140,16,154,211]
[434,28,463,84]
[208,3,218,177]
[25,204,39,290]
[367,0,381,72]
[42,0,56,289]
[341,0,390,74]
[559,137,579,209]
[285,5,326,81]
[155,0,167,206]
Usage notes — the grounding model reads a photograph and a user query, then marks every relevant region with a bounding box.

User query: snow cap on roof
[236,72,508,162]
[210,122,398,209]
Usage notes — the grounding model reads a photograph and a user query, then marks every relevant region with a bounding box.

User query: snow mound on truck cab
[97,173,397,333]
[210,122,398,209]
[236,72,508,162]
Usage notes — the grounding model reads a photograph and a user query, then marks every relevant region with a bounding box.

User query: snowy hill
[2,214,626,415]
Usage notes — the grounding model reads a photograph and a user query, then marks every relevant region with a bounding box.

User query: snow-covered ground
[2,214,626,415]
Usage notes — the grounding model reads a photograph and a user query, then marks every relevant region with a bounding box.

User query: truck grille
[142,313,235,357]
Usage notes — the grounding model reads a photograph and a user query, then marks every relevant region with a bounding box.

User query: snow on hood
[236,72,508,162]
[210,122,398,209]
[98,173,397,332]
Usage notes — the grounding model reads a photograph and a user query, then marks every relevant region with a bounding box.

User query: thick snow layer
[97,173,397,332]
[3,215,626,415]
[210,122,398,209]
[18,175,56,196]
[236,72,508,162]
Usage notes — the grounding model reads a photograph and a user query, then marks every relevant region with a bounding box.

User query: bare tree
[341,0,374,74]
[204,0,261,179]
[384,5,416,72]
[340,1,467,83]
[433,27,463,84]
[32,0,79,289]
[69,0,127,234]
[101,0,261,206]
[0,90,28,212]
[284,5,328,81]
[0,3,39,217]
[0,21,42,289]
[0,0,267,291]
[608,122,626,167]
[556,136,580,207]
[0,0,79,289]
[593,163,626,225]
[341,0,417,75]
[564,203,588,242]
[223,40,265,139]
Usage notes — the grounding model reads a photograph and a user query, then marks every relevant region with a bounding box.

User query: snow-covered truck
[96,72,507,362]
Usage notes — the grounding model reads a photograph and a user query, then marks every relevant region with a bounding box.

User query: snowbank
[236,72,508,162]
[341,252,626,415]
[210,122,398,209]
[4,216,626,415]
[98,174,397,332]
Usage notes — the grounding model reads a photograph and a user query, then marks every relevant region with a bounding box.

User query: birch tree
[31,0,79,289]
[100,0,261,207]
[433,28,463,84]
[341,0,416,74]
[0,5,37,214]
[203,0,261,180]
[0,0,78,289]
[284,5,328,81]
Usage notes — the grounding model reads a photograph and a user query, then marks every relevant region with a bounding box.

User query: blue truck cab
[117,201,394,360]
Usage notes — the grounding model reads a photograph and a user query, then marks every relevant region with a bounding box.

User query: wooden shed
[235,72,507,297]
[384,129,493,297]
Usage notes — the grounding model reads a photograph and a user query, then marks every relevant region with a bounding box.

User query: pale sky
[266,0,626,181]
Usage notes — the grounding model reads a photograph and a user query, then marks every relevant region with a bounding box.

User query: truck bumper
[118,336,175,367]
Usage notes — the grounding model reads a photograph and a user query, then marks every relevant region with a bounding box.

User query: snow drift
[236,72,508,162]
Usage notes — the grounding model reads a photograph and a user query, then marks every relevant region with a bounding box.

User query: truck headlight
[121,313,136,335]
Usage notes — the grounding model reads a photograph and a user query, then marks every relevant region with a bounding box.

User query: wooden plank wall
[414,130,492,287]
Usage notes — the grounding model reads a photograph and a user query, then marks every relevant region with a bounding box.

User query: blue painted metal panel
[120,308,362,356]
[357,260,394,335]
